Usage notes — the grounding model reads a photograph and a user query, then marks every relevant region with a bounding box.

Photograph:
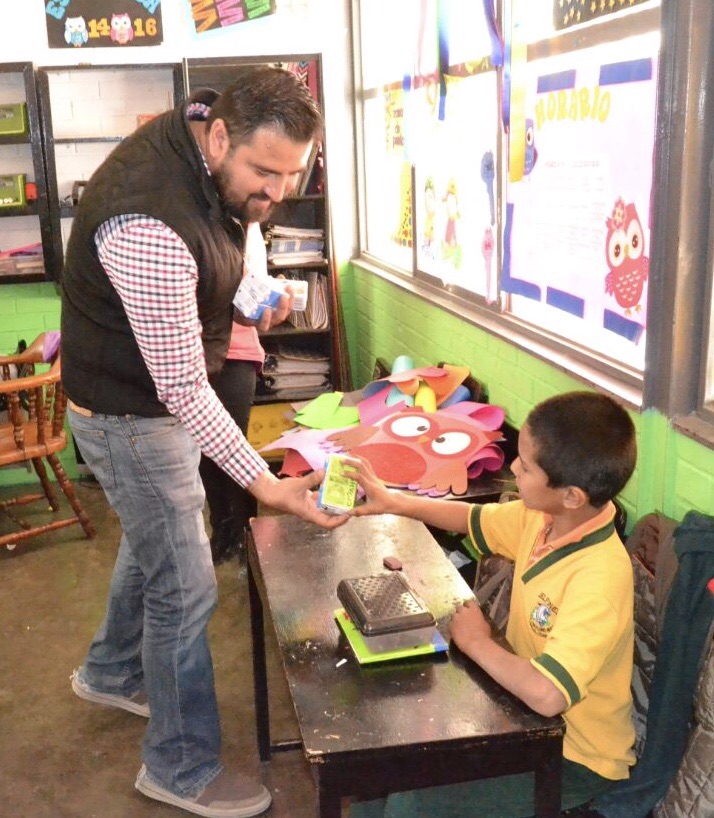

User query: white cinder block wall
[46,67,176,250]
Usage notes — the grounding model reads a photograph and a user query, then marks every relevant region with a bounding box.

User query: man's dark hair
[207,65,322,147]
[525,391,636,507]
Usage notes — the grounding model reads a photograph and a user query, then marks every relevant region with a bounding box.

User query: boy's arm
[451,600,567,718]
[349,456,471,534]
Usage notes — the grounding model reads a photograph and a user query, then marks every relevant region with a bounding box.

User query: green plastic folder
[335,608,448,664]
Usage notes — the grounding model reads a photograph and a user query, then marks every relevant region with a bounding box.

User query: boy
[349,391,637,818]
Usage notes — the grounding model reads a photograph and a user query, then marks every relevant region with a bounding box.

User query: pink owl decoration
[326,407,503,497]
[605,196,649,314]
[110,13,134,45]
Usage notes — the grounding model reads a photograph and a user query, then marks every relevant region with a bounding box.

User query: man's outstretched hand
[248,469,350,529]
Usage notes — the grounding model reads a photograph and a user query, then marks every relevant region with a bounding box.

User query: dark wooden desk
[247,514,564,818]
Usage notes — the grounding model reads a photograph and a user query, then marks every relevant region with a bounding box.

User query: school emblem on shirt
[529,593,557,636]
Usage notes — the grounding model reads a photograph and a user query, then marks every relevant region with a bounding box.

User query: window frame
[642,0,714,446]
[351,1,673,411]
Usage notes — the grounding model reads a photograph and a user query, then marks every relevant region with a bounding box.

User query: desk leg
[247,559,271,762]
[533,743,562,818]
[315,770,342,818]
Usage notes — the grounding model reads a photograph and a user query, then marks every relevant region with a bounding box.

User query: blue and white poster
[502,35,659,370]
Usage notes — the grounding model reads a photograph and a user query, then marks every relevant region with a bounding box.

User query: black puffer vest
[60,94,243,416]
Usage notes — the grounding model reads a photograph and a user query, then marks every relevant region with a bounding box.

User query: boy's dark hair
[208,65,323,148]
[525,391,636,507]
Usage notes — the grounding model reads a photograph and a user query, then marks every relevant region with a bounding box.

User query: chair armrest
[0,357,60,395]
[0,333,48,367]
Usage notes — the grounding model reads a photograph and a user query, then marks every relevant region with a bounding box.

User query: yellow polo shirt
[466,500,636,780]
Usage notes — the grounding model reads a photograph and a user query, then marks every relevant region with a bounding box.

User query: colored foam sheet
[386,384,414,406]
[440,401,506,430]
[467,444,506,478]
[261,426,343,473]
[278,448,314,477]
[293,391,360,430]
[357,386,407,426]
[439,384,471,409]
[429,364,470,403]
[414,384,437,413]
[362,366,447,399]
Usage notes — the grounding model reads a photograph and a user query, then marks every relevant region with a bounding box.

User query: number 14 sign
[45,0,163,48]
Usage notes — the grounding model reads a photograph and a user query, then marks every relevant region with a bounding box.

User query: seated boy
[348,391,637,818]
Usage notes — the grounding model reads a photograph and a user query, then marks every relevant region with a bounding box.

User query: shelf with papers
[184,54,338,409]
[0,62,52,283]
[259,325,330,339]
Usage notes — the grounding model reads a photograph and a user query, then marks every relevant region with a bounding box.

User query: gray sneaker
[135,765,272,818]
[70,668,150,718]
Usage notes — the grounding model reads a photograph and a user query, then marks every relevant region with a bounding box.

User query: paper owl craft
[325,408,503,496]
[260,394,506,498]
[605,196,649,314]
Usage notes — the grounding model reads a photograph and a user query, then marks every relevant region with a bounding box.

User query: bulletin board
[502,35,659,368]
[45,0,163,48]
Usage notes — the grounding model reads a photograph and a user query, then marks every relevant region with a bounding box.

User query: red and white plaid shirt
[95,214,268,488]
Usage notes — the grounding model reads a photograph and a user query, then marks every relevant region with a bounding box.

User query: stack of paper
[258,345,331,400]
[267,225,325,267]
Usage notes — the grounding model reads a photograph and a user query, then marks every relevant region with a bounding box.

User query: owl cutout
[64,16,88,47]
[605,197,649,314]
[524,118,538,176]
[111,13,134,44]
[326,408,502,497]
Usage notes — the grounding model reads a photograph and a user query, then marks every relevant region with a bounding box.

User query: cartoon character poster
[502,34,659,370]
[45,0,163,48]
[414,69,499,301]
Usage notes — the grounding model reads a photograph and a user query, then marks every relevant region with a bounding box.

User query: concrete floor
[0,478,325,818]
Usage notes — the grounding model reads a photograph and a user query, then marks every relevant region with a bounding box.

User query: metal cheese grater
[337,572,436,639]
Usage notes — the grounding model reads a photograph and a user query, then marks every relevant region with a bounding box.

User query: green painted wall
[344,265,714,528]
[5,272,714,530]
[0,281,77,486]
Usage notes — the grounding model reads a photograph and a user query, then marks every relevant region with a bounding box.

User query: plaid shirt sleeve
[96,214,269,487]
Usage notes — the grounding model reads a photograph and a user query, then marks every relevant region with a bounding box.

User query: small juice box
[317,454,358,515]
[233,269,285,320]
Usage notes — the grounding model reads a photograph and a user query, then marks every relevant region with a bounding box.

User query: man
[61,66,344,818]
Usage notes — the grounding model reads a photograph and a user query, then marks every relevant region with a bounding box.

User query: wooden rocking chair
[0,334,95,551]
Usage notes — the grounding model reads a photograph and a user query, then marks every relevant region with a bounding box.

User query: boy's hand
[450,598,492,653]
[347,456,401,517]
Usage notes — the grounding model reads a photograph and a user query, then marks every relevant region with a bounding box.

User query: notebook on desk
[335,572,449,664]
[335,608,448,664]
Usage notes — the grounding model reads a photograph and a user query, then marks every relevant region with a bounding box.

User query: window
[353,0,666,396]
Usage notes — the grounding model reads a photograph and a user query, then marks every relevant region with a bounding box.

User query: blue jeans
[68,407,222,796]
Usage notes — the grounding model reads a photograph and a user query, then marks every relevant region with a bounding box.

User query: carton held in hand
[318,454,358,515]
[233,269,307,320]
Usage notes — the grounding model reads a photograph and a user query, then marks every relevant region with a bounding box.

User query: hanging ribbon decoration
[481,0,504,68]
[501,0,513,132]
[437,0,450,121]
[505,0,527,182]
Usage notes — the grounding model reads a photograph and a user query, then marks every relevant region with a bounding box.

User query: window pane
[414,71,499,301]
